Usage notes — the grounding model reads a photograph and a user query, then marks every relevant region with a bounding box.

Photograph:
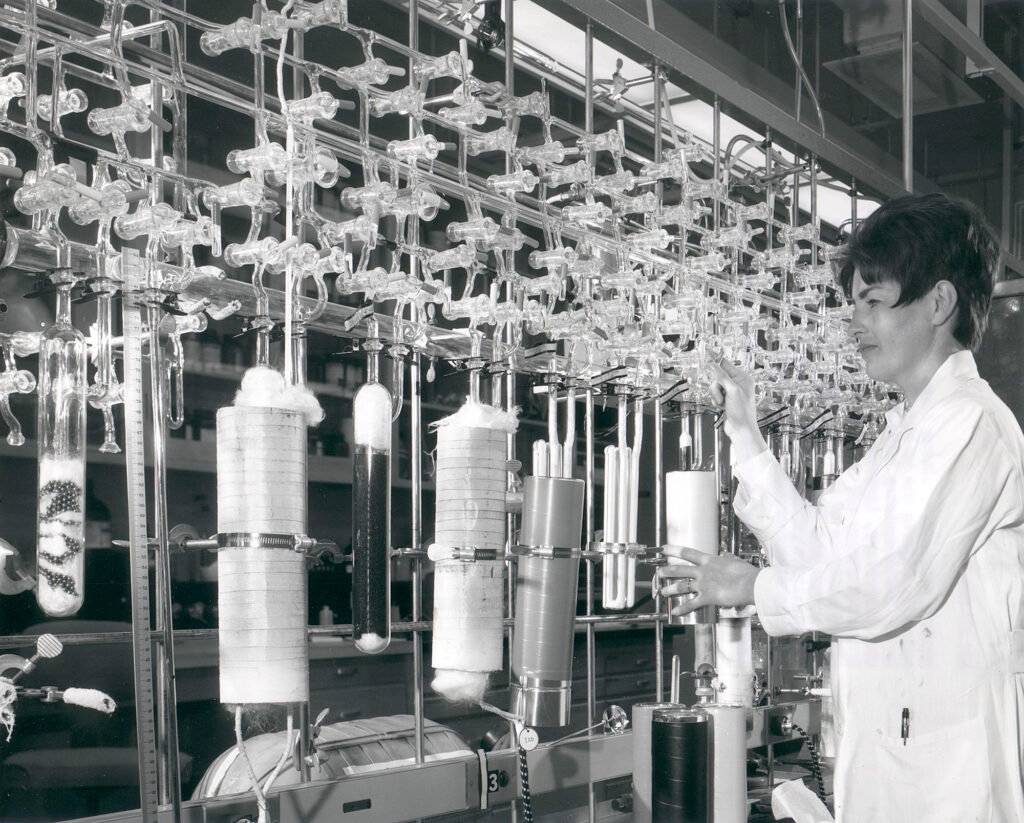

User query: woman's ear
[932,280,959,328]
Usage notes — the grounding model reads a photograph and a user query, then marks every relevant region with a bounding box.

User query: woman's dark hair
[835,193,999,351]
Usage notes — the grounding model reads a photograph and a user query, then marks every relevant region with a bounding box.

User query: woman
[660,194,1024,821]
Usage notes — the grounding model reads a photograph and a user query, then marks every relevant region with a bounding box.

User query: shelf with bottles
[0,437,438,489]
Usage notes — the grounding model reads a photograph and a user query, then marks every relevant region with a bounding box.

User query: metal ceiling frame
[916,0,1024,111]
[529,0,937,200]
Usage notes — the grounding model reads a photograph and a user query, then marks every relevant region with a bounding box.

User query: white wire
[260,713,295,818]
[234,706,269,823]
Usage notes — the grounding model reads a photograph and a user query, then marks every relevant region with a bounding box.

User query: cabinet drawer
[309,682,407,723]
[602,650,658,675]
[309,656,409,689]
[603,671,658,698]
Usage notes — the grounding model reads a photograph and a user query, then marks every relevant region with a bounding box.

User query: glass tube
[352,374,392,654]
[36,273,87,617]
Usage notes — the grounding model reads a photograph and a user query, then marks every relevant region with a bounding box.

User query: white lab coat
[732,352,1024,822]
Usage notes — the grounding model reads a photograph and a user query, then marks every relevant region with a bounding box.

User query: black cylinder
[352,445,391,653]
[651,708,713,823]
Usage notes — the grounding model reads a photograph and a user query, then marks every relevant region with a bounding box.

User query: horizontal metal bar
[0,612,666,650]
[916,0,1024,111]
[532,0,935,199]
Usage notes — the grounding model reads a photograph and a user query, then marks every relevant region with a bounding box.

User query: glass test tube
[36,274,87,616]
[352,377,392,654]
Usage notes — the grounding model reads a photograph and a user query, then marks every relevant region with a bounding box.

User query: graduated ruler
[120,248,160,822]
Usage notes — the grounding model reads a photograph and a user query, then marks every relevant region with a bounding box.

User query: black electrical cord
[790,722,827,802]
[518,745,534,823]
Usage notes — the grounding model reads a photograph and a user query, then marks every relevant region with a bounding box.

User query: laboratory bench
[0,625,680,821]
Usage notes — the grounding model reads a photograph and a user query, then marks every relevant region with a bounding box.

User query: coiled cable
[518,745,534,823]
[790,722,827,802]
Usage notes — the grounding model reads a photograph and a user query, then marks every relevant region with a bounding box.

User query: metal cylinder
[665,471,719,625]
[511,476,585,727]
[716,614,754,709]
[651,707,713,823]
[703,703,747,823]
[632,702,678,823]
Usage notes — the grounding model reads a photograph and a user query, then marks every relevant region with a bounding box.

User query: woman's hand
[658,545,761,616]
[710,359,767,462]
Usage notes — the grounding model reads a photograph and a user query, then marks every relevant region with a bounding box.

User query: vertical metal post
[411,344,425,764]
[583,20,598,823]
[501,12,519,823]
[850,178,858,233]
[809,155,818,268]
[903,0,914,192]
[795,0,803,126]
[652,59,665,705]
[407,0,426,768]
[1002,92,1013,256]
[148,311,182,816]
[144,9,182,809]
[653,398,664,702]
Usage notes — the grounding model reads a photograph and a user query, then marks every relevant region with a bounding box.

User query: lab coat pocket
[870,715,991,822]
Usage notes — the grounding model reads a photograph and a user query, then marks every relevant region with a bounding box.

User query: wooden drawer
[309,682,407,723]
[309,655,409,689]
[603,671,659,699]
[601,648,658,675]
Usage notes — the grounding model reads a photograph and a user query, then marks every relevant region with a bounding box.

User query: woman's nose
[848,306,866,339]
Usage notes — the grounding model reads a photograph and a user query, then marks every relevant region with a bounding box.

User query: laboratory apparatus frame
[0,0,954,820]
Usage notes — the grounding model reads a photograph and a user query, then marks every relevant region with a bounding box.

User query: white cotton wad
[430,670,490,704]
[62,687,116,714]
[233,366,324,427]
[429,401,517,702]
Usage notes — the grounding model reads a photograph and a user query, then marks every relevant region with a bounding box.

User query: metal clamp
[429,545,501,562]
[586,541,648,560]
[392,546,428,560]
[509,544,580,559]
[216,532,315,552]
[164,524,340,560]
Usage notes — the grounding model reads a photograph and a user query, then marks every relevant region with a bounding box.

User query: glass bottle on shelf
[36,269,87,617]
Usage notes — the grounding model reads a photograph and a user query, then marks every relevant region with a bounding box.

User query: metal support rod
[407,0,426,771]
[584,390,598,823]
[582,36,598,823]
[141,14,182,805]
[653,397,664,702]
[410,347,425,765]
[652,57,665,704]
[809,154,818,267]
[795,0,803,127]
[903,0,914,192]
[502,11,518,813]
[147,306,182,816]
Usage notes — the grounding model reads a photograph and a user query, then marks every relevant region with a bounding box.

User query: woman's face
[848,269,937,389]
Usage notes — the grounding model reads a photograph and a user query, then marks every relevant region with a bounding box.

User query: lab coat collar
[883,350,978,432]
